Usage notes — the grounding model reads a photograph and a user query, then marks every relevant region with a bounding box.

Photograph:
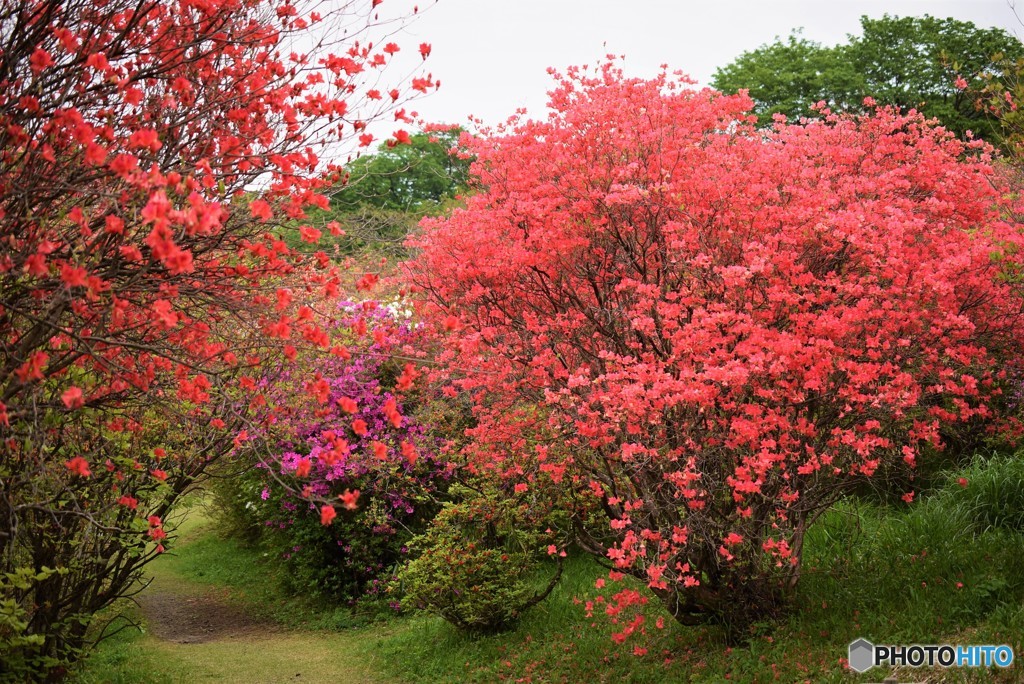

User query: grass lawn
[73,456,1024,683]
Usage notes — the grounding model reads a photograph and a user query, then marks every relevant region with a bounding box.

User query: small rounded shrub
[399,485,563,633]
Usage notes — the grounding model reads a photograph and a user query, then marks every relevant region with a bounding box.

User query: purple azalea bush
[222,302,453,604]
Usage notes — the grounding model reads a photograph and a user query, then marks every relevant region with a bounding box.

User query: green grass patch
[72,498,387,684]
[74,623,388,684]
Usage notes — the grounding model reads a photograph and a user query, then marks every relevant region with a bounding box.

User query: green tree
[712,15,1024,141]
[711,31,864,121]
[850,15,1024,141]
[296,128,471,258]
[335,128,470,213]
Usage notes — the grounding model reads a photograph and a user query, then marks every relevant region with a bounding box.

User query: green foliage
[849,14,1023,141]
[798,470,1024,650]
[282,128,471,257]
[374,555,672,683]
[711,31,863,121]
[0,567,70,682]
[712,14,1024,141]
[334,128,470,214]
[399,485,562,633]
[377,457,1024,683]
[205,462,265,544]
[76,454,1024,682]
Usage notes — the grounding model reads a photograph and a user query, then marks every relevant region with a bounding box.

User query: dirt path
[125,581,386,683]
[138,586,268,644]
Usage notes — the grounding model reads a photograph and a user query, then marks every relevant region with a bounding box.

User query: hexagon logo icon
[848,638,875,673]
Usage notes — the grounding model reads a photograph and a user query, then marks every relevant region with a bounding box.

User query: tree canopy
[334,128,470,214]
[710,31,863,122]
[287,128,471,258]
[712,15,1024,141]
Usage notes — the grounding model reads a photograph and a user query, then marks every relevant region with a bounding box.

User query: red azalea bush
[0,0,433,674]
[406,62,1024,635]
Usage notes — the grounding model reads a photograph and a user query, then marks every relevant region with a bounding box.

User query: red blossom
[60,263,88,288]
[128,129,161,152]
[61,386,85,409]
[85,52,109,71]
[65,457,91,477]
[396,363,419,390]
[152,300,178,328]
[356,272,379,291]
[320,504,337,525]
[400,440,418,466]
[249,199,273,221]
[29,48,53,72]
[339,488,360,509]
[15,351,48,383]
[382,397,402,427]
[298,225,322,243]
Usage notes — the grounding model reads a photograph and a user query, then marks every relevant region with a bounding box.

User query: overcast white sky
[388,0,1023,129]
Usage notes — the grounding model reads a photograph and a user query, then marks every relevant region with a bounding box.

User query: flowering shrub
[407,62,1024,636]
[0,0,434,671]
[219,303,451,603]
[399,484,564,633]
